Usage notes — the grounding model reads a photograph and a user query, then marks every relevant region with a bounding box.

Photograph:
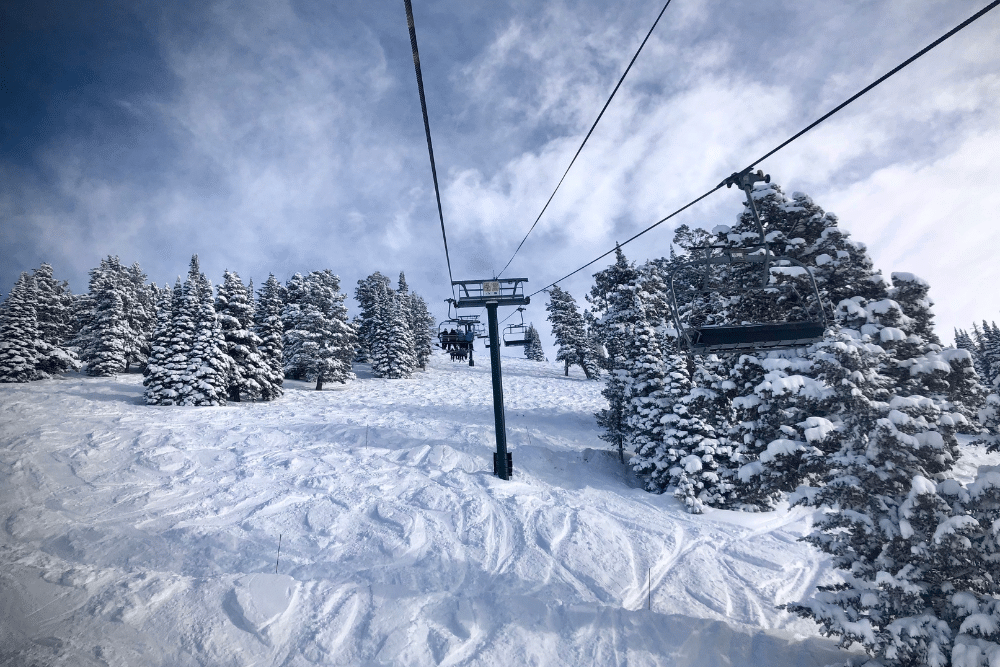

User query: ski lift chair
[668,168,828,355]
[502,307,530,347]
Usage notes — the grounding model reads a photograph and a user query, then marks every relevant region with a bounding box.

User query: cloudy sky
[2,0,998,352]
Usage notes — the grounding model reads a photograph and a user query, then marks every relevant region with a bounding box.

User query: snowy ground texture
[6,352,993,666]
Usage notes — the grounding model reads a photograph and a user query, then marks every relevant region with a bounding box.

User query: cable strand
[531,0,999,298]
[498,0,674,278]
[404,0,455,290]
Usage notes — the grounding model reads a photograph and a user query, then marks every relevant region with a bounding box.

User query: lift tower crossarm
[452,279,530,309]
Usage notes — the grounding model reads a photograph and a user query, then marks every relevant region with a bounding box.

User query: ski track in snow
[6,352,969,666]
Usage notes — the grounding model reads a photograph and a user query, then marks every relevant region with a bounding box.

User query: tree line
[0,257,436,403]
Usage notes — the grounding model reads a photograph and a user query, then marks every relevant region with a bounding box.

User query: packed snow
[10,351,997,666]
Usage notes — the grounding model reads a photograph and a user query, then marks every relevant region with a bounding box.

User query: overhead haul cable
[528,0,1000,298]
[497,0,675,279]
[404,0,455,290]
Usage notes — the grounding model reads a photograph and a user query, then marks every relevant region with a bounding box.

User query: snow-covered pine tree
[180,255,231,405]
[370,282,415,379]
[282,272,311,380]
[162,277,196,403]
[76,257,154,374]
[142,284,184,404]
[284,270,356,389]
[880,273,986,429]
[588,244,638,373]
[620,292,672,490]
[786,317,977,665]
[673,361,739,510]
[728,350,832,510]
[393,272,418,374]
[946,470,1000,666]
[26,263,78,375]
[635,348,691,495]
[546,285,594,378]
[283,274,307,381]
[31,264,74,348]
[981,322,1000,390]
[251,274,284,400]
[523,324,545,361]
[582,309,602,379]
[0,273,42,383]
[590,247,641,462]
[970,322,992,384]
[408,293,435,370]
[353,272,392,364]
[84,264,130,376]
[216,270,275,402]
[954,328,987,380]
[123,262,155,371]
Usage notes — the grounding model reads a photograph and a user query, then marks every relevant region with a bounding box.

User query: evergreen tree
[674,361,738,510]
[590,247,640,461]
[282,272,310,380]
[621,294,672,489]
[284,270,356,389]
[370,281,416,379]
[164,277,196,403]
[84,266,130,376]
[0,273,42,383]
[634,349,691,495]
[786,319,976,665]
[31,263,74,349]
[409,293,436,370]
[216,270,275,402]
[947,470,1000,666]
[971,323,992,383]
[982,322,1000,390]
[123,261,155,370]
[353,272,392,364]
[252,274,285,400]
[143,285,184,404]
[546,285,594,378]
[77,257,154,374]
[588,244,638,372]
[582,309,602,379]
[182,256,231,405]
[26,263,78,375]
[955,327,987,380]
[523,323,545,361]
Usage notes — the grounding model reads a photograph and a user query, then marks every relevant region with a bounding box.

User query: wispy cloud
[2,0,998,346]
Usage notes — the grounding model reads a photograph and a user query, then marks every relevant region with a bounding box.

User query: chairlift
[437,299,486,365]
[503,307,529,347]
[667,168,828,355]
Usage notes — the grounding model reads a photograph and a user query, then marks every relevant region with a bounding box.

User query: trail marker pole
[648,568,651,611]
[275,534,282,574]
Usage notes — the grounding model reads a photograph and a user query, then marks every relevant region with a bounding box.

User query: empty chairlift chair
[502,307,529,347]
[668,168,828,355]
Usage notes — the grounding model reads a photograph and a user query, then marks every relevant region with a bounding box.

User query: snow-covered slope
[1,352,871,666]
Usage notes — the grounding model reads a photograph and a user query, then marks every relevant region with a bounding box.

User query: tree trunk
[564,359,569,376]
[315,374,324,391]
[229,386,241,402]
